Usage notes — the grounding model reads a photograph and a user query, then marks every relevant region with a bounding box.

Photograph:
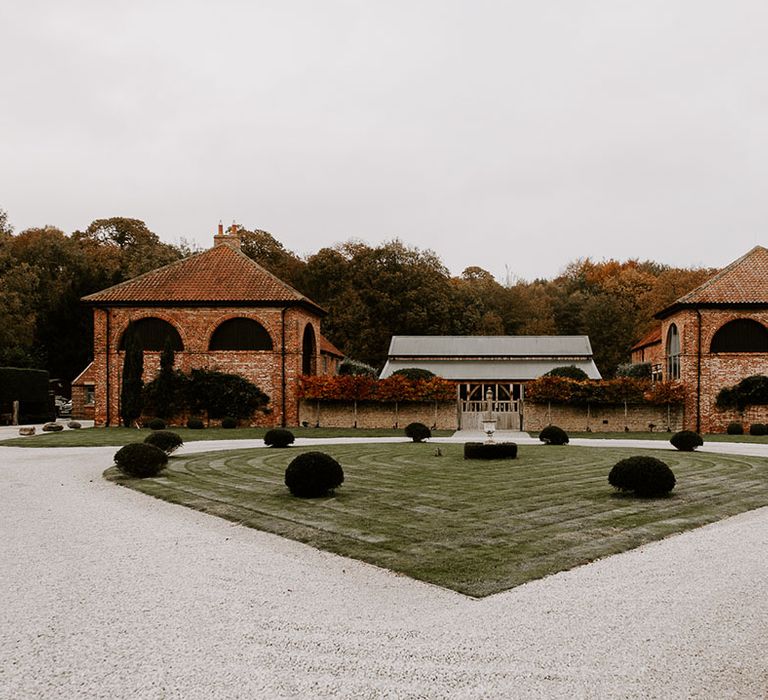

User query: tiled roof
[630,327,662,351]
[656,246,768,317]
[82,243,324,313]
[319,335,344,357]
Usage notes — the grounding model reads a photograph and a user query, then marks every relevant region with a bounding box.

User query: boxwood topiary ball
[749,423,767,436]
[221,417,238,429]
[148,418,166,430]
[608,455,675,497]
[114,443,168,478]
[144,430,184,455]
[285,451,344,498]
[539,425,569,445]
[727,422,744,435]
[670,430,703,451]
[186,418,204,430]
[405,422,431,442]
[264,428,295,448]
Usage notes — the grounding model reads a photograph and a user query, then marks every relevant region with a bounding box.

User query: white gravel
[2,439,768,699]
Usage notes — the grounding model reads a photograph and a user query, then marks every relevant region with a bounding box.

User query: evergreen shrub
[221,417,238,429]
[727,422,744,435]
[114,443,168,478]
[405,422,431,442]
[285,451,344,498]
[670,430,703,451]
[148,418,166,430]
[392,368,436,381]
[545,365,589,380]
[186,418,204,430]
[144,430,184,455]
[749,423,767,436]
[264,428,295,447]
[463,442,517,460]
[608,456,676,497]
[539,425,569,445]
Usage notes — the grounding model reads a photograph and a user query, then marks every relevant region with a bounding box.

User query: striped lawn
[105,443,768,597]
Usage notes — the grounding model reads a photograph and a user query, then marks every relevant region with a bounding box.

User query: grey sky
[2,1,767,281]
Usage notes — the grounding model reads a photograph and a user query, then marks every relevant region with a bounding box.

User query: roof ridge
[225,243,307,301]
[674,245,767,305]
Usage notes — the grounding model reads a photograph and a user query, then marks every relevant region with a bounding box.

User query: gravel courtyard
[2,440,768,699]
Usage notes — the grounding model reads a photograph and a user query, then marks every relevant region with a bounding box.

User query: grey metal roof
[380,359,602,381]
[386,335,595,358]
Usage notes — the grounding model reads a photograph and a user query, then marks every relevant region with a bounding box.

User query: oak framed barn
[380,335,601,430]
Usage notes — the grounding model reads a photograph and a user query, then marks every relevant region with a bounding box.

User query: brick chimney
[213,220,242,250]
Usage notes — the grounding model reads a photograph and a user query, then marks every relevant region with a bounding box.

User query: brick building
[655,245,768,432]
[75,226,337,426]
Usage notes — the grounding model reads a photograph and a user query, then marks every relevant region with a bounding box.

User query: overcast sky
[2,1,767,281]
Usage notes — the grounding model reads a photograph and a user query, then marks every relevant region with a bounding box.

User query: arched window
[666,324,680,380]
[119,318,183,351]
[302,324,317,375]
[710,319,768,353]
[209,318,273,351]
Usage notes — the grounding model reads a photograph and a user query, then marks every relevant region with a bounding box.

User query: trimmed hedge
[463,442,518,460]
[749,423,767,436]
[405,422,431,442]
[608,456,676,497]
[186,418,204,429]
[264,428,295,448]
[285,451,344,498]
[114,443,168,478]
[539,425,569,445]
[726,422,744,435]
[144,430,184,455]
[670,430,703,451]
[221,417,238,429]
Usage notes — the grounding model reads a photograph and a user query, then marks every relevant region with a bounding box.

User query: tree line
[0,208,714,385]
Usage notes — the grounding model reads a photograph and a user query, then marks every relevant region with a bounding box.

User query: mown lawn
[105,442,768,597]
[0,426,452,448]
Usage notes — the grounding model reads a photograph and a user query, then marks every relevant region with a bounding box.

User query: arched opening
[209,318,273,351]
[119,318,183,351]
[665,324,680,380]
[302,324,317,375]
[711,318,768,353]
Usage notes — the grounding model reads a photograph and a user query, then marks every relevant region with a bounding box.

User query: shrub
[144,430,184,455]
[608,456,676,497]
[545,365,589,380]
[114,443,168,478]
[67,421,82,429]
[726,421,744,435]
[148,418,166,430]
[285,451,344,498]
[264,428,295,448]
[670,430,703,451]
[338,358,378,377]
[392,367,436,381]
[464,442,517,460]
[539,425,569,445]
[42,422,64,432]
[750,423,767,436]
[188,369,269,420]
[221,417,238,429]
[0,367,53,423]
[186,418,204,430]
[616,362,652,379]
[405,422,431,442]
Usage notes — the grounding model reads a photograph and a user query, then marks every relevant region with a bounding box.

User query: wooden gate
[458,383,522,430]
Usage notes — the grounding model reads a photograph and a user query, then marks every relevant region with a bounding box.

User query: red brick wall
[92,305,322,426]
[661,309,768,432]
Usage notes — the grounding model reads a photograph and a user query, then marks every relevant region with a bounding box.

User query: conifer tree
[120,335,144,427]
